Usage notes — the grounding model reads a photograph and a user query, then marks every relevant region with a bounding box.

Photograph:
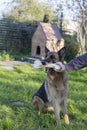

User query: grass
[0,65,87,130]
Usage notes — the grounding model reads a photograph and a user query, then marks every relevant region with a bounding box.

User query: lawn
[0,65,87,130]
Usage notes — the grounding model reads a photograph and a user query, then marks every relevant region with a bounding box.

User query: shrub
[0,51,14,61]
[64,35,79,62]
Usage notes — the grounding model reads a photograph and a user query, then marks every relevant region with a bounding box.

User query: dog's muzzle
[41,59,56,73]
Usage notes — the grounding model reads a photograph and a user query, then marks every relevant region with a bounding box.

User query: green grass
[0,65,87,130]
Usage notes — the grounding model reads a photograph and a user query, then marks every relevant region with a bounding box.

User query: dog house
[31,22,64,58]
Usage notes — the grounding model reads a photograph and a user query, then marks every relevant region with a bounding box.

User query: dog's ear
[45,47,50,57]
[58,47,66,60]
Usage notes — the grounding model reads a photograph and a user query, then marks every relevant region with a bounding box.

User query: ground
[0,61,28,70]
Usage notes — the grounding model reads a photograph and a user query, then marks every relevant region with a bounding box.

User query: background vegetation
[1,0,87,61]
[64,35,79,62]
[0,65,87,130]
[10,0,53,22]
[0,0,87,129]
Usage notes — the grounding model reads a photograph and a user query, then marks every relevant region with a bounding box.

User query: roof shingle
[40,22,63,40]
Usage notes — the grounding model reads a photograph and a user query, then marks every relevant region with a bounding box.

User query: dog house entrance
[36,46,41,55]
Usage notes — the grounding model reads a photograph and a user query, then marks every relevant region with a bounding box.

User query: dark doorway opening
[36,46,41,55]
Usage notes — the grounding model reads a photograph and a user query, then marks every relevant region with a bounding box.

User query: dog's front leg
[52,100,61,125]
[61,99,69,125]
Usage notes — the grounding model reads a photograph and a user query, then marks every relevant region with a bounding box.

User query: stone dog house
[31,22,64,58]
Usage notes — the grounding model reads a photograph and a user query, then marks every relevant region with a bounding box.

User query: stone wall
[0,18,37,54]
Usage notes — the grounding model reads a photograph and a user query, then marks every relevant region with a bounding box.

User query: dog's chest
[49,88,65,104]
[48,71,66,89]
[52,83,65,97]
[46,78,67,103]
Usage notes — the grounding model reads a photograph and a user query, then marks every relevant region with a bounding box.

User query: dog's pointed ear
[45,47,50,57]
[58,47,66,60]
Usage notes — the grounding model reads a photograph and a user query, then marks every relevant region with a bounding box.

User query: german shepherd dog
[32,47,69,125]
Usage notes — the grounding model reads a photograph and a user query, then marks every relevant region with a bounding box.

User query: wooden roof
[39,22,63,41]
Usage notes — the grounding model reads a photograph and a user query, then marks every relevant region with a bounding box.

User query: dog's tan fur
[32,51,69,125]
[46,69,69,125]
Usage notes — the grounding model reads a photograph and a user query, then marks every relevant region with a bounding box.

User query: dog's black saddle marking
[33,82,48,103]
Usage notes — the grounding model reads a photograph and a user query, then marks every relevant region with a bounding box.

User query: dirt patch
[0,61,28,67]
[0,61,28,70]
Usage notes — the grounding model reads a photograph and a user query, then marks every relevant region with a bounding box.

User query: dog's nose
[41,60,48,65]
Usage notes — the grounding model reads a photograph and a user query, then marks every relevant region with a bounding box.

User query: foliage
[54,0,87,52]
[0,51,14,61]
[64,35,79,62]
[5,0,53,22]
[0,50,30,61]
[0,64,87,129]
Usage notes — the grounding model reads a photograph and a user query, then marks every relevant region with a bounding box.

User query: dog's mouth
[41,46,66,73]
[41,55,58,73]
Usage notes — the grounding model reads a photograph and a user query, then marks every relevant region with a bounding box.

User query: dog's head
[41,47,66,73]
[42,47,66,65]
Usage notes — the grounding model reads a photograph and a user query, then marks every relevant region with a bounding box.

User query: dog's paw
[64,114,69,125]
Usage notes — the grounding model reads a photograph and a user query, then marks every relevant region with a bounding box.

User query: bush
[0,51,14,61]
[64,35,79,62]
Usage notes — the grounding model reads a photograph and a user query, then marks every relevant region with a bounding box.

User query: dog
[32,47,69,125]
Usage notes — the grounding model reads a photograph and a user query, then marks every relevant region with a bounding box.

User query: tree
[64,35,79,62]
[77,0,87,53]
[66,0,87,53]
[60,0,87,53]
[5,0,53,22]
[47,0,87,53]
